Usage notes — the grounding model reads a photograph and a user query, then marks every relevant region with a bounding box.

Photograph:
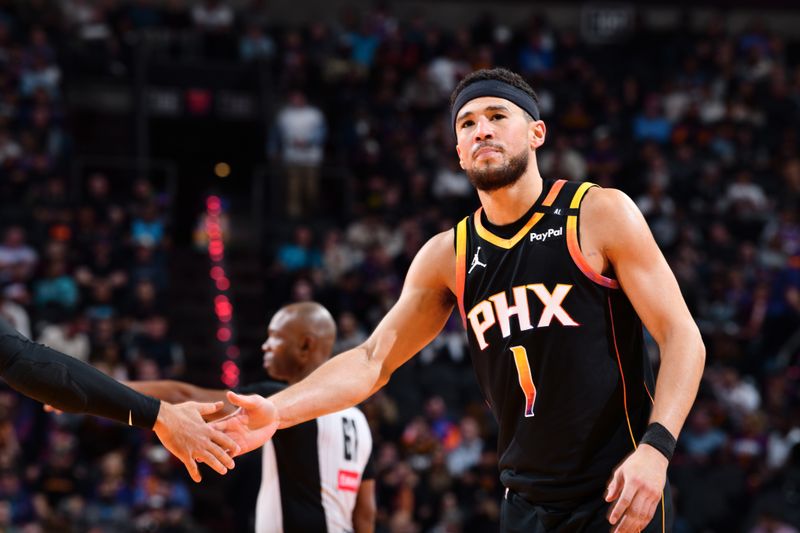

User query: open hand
[153,400,241,482]
[210,391,280,457]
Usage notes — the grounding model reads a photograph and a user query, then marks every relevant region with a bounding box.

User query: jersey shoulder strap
[454,216,469,328]
[562,180,621,289]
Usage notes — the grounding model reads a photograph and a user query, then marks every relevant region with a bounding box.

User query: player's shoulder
[424,228,457,255]
[407,229,457,286]
[582,186,642,229]
[582,185,652,254]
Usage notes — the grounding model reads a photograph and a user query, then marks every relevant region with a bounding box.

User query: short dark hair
[450,68,539,117]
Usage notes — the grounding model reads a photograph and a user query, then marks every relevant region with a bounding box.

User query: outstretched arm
[582,188,705,532]
[125,380,233,419]
[216,231,457,454]
[0,317,239,481]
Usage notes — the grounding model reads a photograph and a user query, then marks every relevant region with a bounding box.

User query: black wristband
[639,422,676,462]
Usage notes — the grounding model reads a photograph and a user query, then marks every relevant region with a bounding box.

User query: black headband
[451,79,540,132]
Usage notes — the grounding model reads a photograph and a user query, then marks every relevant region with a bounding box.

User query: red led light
[210,266,224,280]
[206,196,221,212]
[217,327,231,342]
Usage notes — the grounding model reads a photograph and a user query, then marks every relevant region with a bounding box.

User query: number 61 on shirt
[510,346,536,417]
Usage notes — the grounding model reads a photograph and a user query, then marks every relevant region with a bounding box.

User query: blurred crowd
[0,3,187,531]
[1,1,800,532]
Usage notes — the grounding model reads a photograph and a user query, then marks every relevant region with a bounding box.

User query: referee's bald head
[280,302,337,358]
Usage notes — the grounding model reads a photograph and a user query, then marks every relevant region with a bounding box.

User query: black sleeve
[0,318,161,429]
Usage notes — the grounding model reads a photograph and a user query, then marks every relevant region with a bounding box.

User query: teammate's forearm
[0,318,160,428]
[126,380,232,419]
[649,323,705,438]
[124,380,210,404]
[270,344,385,429]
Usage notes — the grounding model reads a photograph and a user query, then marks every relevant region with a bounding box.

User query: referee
[129,302,376,533]
[0,316,238,481]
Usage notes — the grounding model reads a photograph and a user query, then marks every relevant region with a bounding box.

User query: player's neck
[478,171,544,226]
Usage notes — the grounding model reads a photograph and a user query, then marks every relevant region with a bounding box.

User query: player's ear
[530,120,546,150]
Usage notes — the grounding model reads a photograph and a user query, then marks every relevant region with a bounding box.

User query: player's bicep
[364,232,455,378]
[601,190,696,344]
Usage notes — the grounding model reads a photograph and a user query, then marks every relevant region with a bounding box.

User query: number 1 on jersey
[510,346,536,417]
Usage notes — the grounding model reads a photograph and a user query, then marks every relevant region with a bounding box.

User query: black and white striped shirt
[238,381,374,533]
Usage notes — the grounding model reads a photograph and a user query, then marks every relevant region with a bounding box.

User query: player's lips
[262,352,273,367]
[472,145,503,159]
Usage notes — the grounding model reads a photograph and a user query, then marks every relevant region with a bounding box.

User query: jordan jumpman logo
[469,246,488,274]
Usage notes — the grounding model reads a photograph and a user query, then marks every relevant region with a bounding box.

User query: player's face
[261,311,305,381]
[454,96,544,191]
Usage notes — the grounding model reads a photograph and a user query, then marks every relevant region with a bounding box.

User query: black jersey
[454,179,656,504]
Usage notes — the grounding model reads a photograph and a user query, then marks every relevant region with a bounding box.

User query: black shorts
[500,482,673,533]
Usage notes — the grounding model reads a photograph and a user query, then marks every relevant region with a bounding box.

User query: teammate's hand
[604,444,668,532]
[153,400,240,483]
[210,391,280,457]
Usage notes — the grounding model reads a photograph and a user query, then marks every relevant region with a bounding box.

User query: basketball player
[0,316,238,482]
[127,302,376,533]
[216,68,705,533]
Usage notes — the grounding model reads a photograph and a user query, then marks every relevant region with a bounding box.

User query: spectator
[0,226,38,283]
[271,90,327,217]
[33,259,79,312]
[36,314,91,362]
[126,314,185,378]
[275,225,322,273]
[239,23,274,62]
[446,416,484,476]
[191,0,233,33]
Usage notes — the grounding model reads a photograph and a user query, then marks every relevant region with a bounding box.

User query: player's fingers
[209,428,241,457]
[195,449,228,476]
[623,496,653,533]
[181,456,202,483]
[226,391,260,409]
[610,513,634,533]
[206,440,236,470]
[607,483,634,526]
[638,494,661,531]
[195,401,225,416]
[605,468,623,502]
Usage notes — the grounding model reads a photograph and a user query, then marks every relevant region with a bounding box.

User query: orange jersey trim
[566,216,620,289]
[608,295,637,450]
[644,381,655,404]
[455,217,468,328]
[542,179,567,206]
[565,182,620,289]
[569,181,595,209]
[472,180,565,249]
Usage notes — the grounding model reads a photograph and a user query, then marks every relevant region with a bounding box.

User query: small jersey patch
[337,470,360,492]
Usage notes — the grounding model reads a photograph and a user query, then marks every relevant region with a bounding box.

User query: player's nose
[473,116,494,141]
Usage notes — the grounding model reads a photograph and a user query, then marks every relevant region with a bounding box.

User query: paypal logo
[530,227,563,243]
